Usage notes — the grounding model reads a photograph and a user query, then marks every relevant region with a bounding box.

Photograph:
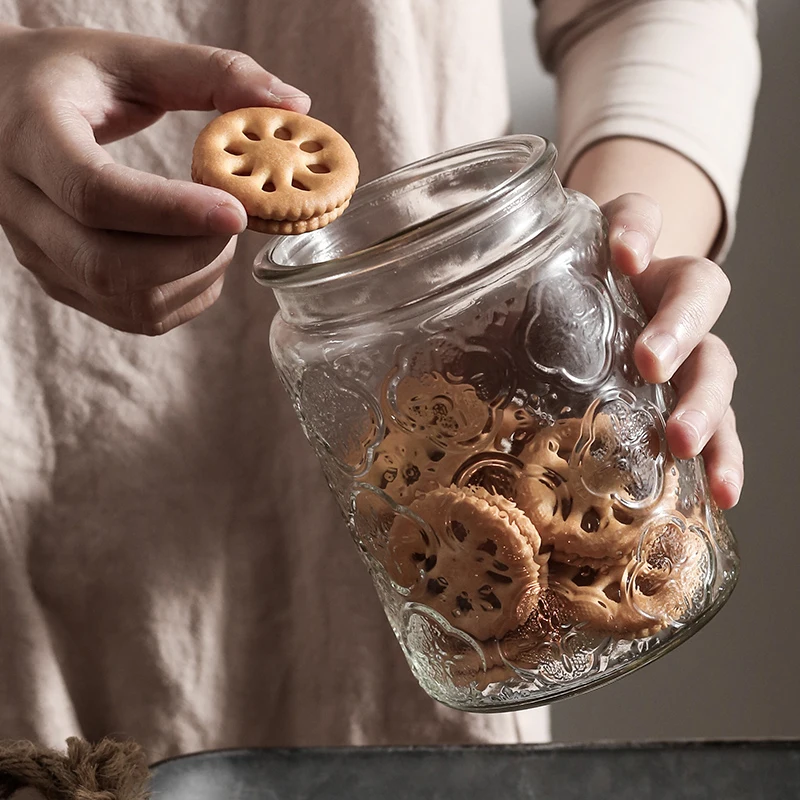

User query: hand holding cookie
[0,25,309,334]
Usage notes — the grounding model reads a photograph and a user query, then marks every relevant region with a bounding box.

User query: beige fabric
[0,0,758,762]
[537,0,761,260]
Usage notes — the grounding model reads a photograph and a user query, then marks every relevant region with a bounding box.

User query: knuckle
[700,381,731,413]
[127,285,168,326]
[615,193,662,233]
[139,320,170,337]
[695,257,731,297]
[7,239,41,272]
[0,88,36,149]
[677,298,707,337]
[209,48,255,80]
[60,164,102,225]
[72,239,123,297]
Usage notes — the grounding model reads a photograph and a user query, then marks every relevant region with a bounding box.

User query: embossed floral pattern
[299,365,381,476]
[573,389,667,509]
[523,265,615,388]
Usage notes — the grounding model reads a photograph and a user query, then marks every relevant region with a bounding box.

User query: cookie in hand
[192,107,359,235]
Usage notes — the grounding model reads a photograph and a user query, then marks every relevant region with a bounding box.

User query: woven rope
[0,738,150,800]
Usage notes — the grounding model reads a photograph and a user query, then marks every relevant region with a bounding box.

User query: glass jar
[254,136,739,711]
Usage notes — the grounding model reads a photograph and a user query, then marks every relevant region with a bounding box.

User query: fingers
[603,193,663,276]
[631,256,731,383]
[39,273,228,336]
[700,408,744,510]
[7,30,311,236]
[101,34,311,114]
[9,228,234,335]
[6,176,232,295]
[28,27,310,114]
[10,104,248,236]
[666,333,737,461]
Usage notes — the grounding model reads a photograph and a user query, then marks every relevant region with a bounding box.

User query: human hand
[0,25,310,334]
[603,193,742,509]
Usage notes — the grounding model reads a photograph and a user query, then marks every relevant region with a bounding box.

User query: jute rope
[0,738,150,800]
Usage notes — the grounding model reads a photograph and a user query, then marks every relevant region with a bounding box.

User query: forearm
[537,0,760,263]
[565,137,723,259]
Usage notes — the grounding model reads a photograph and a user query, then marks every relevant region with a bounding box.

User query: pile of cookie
[366,372,709,686]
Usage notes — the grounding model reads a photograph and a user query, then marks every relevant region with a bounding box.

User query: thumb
[602,192,663,276]
[103,33,311,114]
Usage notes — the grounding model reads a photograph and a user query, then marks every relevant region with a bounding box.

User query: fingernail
[267,80,310,105]
[207,202,246,234]
[721,469,743,501]
[674,410,708,449]
[619,230,650,267]
[722,469,743,508]
[642,332,678,369]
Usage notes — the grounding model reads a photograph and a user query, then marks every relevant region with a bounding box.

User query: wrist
[563,137,723,260]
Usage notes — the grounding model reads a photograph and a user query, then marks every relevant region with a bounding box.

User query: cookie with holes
[547,560,660,636]
[365,428,465,506]
[515,419,678,564]
[387,485,548,641]
[192,107,359,234]
[388,372,495,449]
[515,466,644,564]
[494,404,545,456]
[448,589,577,688]
[623,512,710,629]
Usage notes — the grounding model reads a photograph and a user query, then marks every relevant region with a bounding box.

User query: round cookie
[548,560,660,636]
[497,588,578,671]
[522,417,582,469]
[494,404,544,456]
[387,372,494,448]
[364,427,465,505]
[515,466,642,563]
[387,486,548,641]
[192,107,359,234]
[448,589,579,687]
[515,419,680,564]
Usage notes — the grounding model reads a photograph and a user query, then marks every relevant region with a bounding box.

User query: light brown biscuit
[548,510,708,637]
[364,427,465,506]
[448,589,578,688]
[522,417,583,468]
[624,513,709,627]
[496,588,578,671]
[388,372,494,448]
[548,561,659,636]
[494,405,545,456]
[387,486,547,641]
[515,466,642,563]
[515,419,679,563]
[192,107,359,234]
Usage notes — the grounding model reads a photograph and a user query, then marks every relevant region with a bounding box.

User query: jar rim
[253,135,556,290]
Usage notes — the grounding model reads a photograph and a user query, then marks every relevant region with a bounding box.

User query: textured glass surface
[256,137,738,711]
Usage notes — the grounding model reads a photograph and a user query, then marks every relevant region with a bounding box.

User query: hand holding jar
[257,136,740,710]
[601,193,741,509]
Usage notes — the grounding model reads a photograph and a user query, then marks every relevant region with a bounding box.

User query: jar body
[257,137,738,710]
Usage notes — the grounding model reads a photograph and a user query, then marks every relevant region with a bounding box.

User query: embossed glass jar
[254,136,739,711]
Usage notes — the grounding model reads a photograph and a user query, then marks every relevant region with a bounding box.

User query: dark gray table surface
[149,741,800,800]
